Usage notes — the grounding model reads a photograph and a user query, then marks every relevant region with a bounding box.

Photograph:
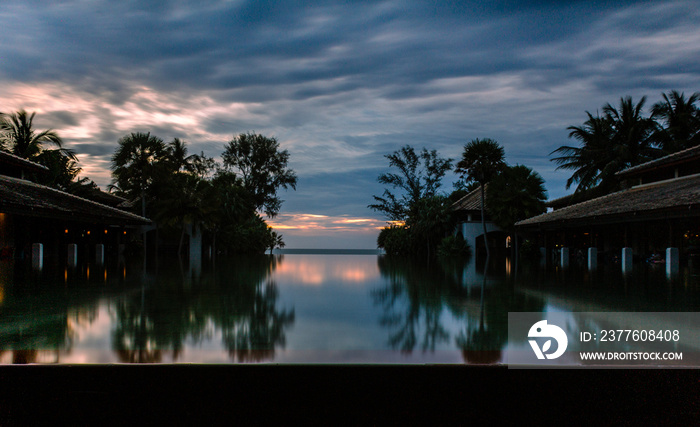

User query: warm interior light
[65,229,68,234]
[104,230,108,234]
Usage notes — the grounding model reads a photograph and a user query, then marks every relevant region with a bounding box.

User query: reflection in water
[374,255,544,364]
[112,255,294,363]
[373,257,462,353]
[1,251,699,364]
[274,255,378,286]
[0,255,294,364]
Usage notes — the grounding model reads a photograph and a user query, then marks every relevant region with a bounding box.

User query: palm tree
[651,90,700,152]
[552,96,661,195]
[0,109,64,160]
[486,165,547,258]
[551,112,617,194]
[455,138,506,258]
[603,96,660,165]
[165,137,199,173]
[0,109,80,184]
[111,132,167,217]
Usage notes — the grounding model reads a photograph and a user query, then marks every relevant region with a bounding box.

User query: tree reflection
[112,255,294,363]
[375,255,544,363]
[456,256,545,364]
[373,256,465,353]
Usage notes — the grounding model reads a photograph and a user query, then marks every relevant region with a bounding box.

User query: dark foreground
[1,365,698,424]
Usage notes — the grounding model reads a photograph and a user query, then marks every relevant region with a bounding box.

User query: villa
[516,145,700,270]
[452,184,507,256]
[0,150,150,269]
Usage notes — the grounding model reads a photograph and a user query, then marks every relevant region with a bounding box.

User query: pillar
[95,244,104,265]
[588,247,597,270]
[540,247,546,267]
[31,243,43,270]
[67,243,78,267]
[560,247,569,268]
[622,247,633,273]
[666,247,679,277]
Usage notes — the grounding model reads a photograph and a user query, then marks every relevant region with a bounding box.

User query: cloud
[1,0,699,247]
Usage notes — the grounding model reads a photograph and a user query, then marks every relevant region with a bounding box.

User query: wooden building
[0,151,150,267]
[452,184,508,256]
[516,145,700,265]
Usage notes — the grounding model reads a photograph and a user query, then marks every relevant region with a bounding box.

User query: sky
[1,0,700,249]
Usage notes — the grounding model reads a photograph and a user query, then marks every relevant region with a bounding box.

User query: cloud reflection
[272,254,379,287]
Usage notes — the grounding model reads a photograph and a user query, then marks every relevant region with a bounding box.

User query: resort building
[452,185,506,256]
[0,151,150,269]
[516,145,700,268]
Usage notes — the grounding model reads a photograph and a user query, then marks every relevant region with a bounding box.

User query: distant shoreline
[272,248,384,255]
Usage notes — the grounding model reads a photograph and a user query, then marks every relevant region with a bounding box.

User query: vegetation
[0,110,293,256]
[370,145,456,258]
[0,109,97,192]
[485,165,547,254]
[110,132,294,255]
[222,133,297,218]
[455,138,506,258]
[369,145,452,222]
[552,91,700,196]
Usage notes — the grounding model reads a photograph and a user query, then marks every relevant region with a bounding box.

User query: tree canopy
[552,91,698,195]
[111,132,167,216]
[0,109,85,190]
[455,138,506,186]
[486,165,547,230]
[109,131,294,255]
[222,133,297,218]
[455,138,506,258]
[369,145,452,222]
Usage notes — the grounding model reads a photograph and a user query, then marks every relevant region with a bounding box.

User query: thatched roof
[516,174,700,228]
[0,150,49,176]
[616,144,700,179]
[75,187,128,208]
[452,184,490,213]
[0,175,150,225]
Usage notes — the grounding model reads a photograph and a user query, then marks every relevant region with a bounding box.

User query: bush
[519,239,539,260]
[437,234,471,258]
[377,226,414,256]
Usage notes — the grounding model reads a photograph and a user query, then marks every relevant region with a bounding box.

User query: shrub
[378,226,414,256]
[437,234,471,258]
[519,239,539,260]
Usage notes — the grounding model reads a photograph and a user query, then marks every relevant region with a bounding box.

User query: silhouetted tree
[455,138,506,258]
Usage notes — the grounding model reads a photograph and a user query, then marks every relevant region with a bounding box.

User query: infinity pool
[1,252,699,364]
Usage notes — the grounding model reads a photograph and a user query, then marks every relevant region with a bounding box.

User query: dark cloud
[71,143,114,157]
[42,110,79,127]
[2,0,700,246]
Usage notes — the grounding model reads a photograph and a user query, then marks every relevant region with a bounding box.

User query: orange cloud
[267,213,387,233]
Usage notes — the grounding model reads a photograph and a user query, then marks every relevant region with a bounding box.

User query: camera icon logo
[528,320,568,360]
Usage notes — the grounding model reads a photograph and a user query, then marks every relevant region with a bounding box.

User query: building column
[622,247,633,273]
[539,247,546,267]
[67,244,78,267]
[666,247,679,277]
[588,247,597,270]
[560,247,569,268]
[32,243,43,270]
[95,244,104,265]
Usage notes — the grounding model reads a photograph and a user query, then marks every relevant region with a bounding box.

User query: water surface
[1,253,698,364]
